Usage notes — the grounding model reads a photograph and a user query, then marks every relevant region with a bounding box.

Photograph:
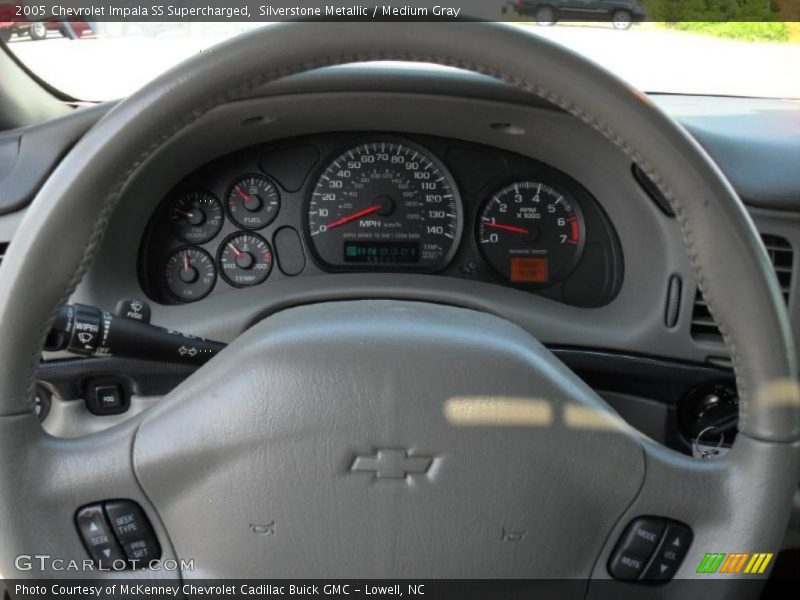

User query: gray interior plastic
[0,23,798,590]
[0,44,71,130]
[651,95,800,211]
[0,103,110,215]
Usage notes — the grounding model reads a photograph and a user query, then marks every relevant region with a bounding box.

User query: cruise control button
[75,504,125,568]
[105,500,161,566]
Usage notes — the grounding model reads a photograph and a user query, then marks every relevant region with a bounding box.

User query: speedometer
[307,141,462,270]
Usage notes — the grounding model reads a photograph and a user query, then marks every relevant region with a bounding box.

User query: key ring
[693,425,726,459]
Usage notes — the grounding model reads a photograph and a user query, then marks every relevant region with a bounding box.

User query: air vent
[0,241,7,267]
[691,234,793,341]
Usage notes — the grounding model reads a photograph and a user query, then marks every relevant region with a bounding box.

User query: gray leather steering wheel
[0,22,798,590]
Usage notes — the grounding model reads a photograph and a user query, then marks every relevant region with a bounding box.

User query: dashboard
[139,133,623,307]
[0,66,795,375]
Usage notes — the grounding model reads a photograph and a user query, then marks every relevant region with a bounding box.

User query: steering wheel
[0,23,798,592]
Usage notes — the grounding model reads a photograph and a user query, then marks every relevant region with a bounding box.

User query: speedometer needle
[324,203,383,230]
[485,221,529,235]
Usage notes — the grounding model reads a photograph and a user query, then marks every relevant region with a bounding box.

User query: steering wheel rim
[0,22,797,588]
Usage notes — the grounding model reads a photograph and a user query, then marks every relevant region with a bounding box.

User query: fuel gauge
[226,175,280,230]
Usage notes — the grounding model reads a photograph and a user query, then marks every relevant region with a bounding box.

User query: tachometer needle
[324,203,383,230]
[485,221,529,235]
[182,251,191,271]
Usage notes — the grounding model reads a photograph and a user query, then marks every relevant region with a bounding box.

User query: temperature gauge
[163,247,217,302]
[218,232,274,287]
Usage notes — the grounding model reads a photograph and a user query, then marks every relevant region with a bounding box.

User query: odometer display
[307,141,462,270]
[478,181,585,286]
[344,241,419,264]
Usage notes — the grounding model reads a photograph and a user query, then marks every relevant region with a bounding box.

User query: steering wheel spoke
[0,411,176,578]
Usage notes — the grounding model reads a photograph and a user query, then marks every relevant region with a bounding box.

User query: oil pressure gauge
[163,247,217,302]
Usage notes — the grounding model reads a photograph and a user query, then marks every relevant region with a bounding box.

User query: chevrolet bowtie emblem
[350,449,433,479]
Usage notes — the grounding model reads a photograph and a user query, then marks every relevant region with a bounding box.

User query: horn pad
[134,301,643,578]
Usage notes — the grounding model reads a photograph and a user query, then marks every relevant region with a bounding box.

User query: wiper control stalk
[44,303,226,366]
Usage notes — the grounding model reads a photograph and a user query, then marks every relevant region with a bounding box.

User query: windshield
[3,20,799,101]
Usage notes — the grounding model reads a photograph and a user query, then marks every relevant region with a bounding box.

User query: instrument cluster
[139,133,623,307]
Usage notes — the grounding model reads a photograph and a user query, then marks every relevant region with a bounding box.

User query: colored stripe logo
[697,552,773,574]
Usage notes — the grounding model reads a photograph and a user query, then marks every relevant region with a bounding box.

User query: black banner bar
[3,579,799,600]
[2,1,800,22]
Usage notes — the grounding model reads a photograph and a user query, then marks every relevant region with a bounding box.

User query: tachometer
[307,141,462,270]
[477,181,584,285]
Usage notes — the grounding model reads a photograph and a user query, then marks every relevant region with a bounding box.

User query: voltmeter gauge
[218,232,274,287]
[226,175,281,230]
[163,247,217,302]
[167,190,223,243]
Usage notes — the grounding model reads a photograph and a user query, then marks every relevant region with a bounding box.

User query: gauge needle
[234,187,251,202]
[227,242,244,258]
[174,208,194,219]
[182,251,191,271]
[324,203,383,230]
[485,221,529,235]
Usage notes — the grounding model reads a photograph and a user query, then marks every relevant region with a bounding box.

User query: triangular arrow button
[660,564,668,574]
[102,549,111,558]
[89,522,99,532]
[672,537,681,547]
